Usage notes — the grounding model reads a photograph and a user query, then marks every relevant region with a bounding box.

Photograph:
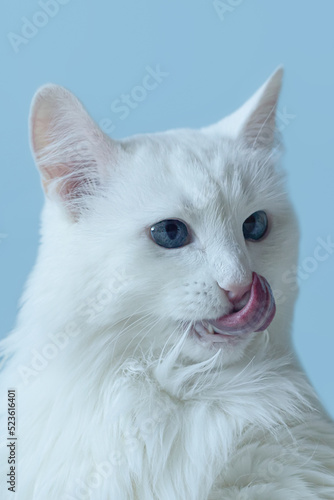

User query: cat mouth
[194,273,276,343]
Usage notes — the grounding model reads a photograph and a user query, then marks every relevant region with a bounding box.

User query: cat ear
[205,67,283,149]
[30,84,115,218]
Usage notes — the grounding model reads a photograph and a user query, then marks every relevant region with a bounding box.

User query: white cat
[1,68,334,499]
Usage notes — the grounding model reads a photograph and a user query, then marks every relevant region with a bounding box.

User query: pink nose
[219,281,252,305]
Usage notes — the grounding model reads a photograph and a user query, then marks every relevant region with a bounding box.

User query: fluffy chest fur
[1,337,326,500]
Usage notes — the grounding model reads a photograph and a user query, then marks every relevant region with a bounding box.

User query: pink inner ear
[31,100,55,154]
[41,162,83,198]
[30,84,112,215]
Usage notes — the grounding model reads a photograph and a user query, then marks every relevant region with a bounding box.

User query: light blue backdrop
[1,1,333,417]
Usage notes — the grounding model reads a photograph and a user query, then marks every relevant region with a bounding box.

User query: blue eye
[243,211,268,241]
[150,219,190,249]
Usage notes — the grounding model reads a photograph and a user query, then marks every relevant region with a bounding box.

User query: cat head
[29,67,298,366]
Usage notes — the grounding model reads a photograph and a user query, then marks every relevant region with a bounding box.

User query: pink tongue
[207,273,276,336]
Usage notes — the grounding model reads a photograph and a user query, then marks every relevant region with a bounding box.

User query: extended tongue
[205,273,276,336]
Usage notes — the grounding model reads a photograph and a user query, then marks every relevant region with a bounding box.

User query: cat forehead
[123,129,242,181]
[121,129,279,210]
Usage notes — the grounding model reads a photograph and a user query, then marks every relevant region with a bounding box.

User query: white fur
[1,68,334,499]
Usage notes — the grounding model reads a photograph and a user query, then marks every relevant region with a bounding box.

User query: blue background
[1,1,333,417]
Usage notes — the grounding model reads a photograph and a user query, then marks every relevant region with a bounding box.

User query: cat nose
[219,281,252,305]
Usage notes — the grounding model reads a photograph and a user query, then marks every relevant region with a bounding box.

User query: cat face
[29,68,299,365]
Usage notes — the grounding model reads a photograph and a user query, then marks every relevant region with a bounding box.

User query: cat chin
[179,326,256,365]
[192,324,253,346]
